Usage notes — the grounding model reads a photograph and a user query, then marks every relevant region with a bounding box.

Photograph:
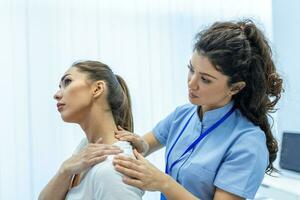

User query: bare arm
[160,174,199,200]
[161,176,244,200]
[38,168,72,200]
[142,131,163,156]
[213,188,244,200]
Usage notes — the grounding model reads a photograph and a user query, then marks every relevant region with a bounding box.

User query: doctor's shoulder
[230,109,269,157]
[171,103,197,120]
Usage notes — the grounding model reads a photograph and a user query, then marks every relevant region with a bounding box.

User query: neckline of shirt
[195,101,235,125]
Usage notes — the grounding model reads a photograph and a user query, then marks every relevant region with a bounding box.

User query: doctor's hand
[115,126,149,155]
[60,138,123,176]
[113,149,170,192]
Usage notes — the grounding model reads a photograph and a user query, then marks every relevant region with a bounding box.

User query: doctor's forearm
[143,132,163,156]
[38,168,72,200]
[159,175,200,200]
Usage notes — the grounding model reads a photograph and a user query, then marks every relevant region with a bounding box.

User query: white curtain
[0,0,272,199]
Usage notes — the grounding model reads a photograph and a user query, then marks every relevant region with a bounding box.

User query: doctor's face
[53,67,94,123]
[187,52,233,110]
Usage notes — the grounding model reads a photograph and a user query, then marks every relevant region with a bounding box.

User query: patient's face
[53,67,93,123]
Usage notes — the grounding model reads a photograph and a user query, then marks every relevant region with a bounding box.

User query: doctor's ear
[92,80,106,98]
[229,81,246,95]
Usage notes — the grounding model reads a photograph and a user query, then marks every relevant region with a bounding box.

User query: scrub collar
[196,101,235,125]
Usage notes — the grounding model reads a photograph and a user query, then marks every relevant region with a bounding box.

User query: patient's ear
[92,80,105,98]
[230,81,246,95]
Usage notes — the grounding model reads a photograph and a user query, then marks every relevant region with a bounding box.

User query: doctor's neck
[199,106,210,120]
[199,99,232,120]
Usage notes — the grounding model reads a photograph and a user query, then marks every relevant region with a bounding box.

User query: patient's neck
[79,108,118,144]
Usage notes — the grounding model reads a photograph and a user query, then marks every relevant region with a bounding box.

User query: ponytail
[115,75,134,132]
[239,21,283,173]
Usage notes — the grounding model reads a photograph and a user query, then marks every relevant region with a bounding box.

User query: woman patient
[39,61,143,200]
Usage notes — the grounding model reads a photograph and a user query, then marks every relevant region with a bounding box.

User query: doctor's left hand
[113,149,170,192]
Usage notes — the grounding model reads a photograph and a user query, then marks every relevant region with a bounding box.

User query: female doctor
[113,19,283,200]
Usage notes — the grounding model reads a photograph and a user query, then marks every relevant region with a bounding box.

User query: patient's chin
[60,113,77,123]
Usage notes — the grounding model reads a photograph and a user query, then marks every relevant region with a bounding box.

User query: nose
[188,74,199,90]
[53,90,62,101]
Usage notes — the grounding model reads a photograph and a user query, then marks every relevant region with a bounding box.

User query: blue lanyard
[160,105,235,200]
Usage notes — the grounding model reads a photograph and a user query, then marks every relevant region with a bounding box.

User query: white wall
[272,0,300,134]
[0,1,272,199]
[272,0,300,177]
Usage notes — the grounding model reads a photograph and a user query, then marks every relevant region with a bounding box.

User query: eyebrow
[189,61,217,80]
[59,74,71,88]
[60,74,71,82]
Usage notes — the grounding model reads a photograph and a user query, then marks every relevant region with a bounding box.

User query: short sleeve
[152,107,179,146]
[73,138,88,154]
[214,130,269,199]
[92,159,143,200]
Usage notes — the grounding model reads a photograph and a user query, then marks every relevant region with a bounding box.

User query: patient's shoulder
[88,141,143,199]
[90,141,135,179]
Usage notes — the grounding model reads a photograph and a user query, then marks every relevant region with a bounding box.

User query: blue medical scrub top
[153,101,268,200]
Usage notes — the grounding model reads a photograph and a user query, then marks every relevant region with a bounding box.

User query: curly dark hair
[193,19,283,174]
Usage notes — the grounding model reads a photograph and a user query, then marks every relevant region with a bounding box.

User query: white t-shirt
[65,138,144,200]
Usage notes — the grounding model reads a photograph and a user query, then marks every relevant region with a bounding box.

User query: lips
[57,103,65,111]
[189,92,199,98]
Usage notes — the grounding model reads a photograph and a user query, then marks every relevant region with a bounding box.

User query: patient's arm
[38,168,72,200]
[39,138,122,200]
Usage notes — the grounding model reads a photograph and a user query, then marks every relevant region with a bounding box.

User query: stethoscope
[160,105,235,200]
